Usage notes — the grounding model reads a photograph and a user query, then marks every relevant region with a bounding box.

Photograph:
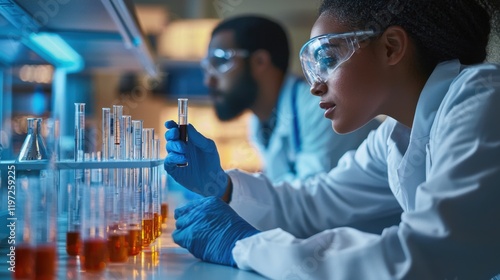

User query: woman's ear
[380,26,408,66]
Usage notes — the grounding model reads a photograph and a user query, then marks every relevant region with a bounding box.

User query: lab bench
[0,159,266,280]
[0,207,266,280]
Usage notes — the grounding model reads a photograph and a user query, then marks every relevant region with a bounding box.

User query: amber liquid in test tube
[107,106,128,263]
[14,244,34,278]
[128,120,143,255]
[14,177,34,279]
[35,244,57,279]
[177,98,188,167]
[33,172,58,279]
[66,230,80,257]
[160,172,169,225]
[151,139,160,239]
[81,169,108,273]
[161,203,168,224]
[66,103,85,257]
[142,128,155,246]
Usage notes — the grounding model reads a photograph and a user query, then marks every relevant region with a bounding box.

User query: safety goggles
[299,30,377,86]
[201,48,249,75]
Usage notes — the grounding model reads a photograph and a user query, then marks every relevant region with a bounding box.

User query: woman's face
[308,13,391,134]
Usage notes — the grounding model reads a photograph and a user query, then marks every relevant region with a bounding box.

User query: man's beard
[211,67,258,121]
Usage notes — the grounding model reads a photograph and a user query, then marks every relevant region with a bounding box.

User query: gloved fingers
[172,228,191,250]
[166,140,186,154]
[174,198,205,220]
[165,126,180,141]
[164,152,187,169]
[187,124,217,152]
[164,120,178,129]
[174,213,197,230]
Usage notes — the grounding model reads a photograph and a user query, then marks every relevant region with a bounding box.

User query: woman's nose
[310,81,327,96]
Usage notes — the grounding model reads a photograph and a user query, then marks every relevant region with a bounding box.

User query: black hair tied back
[320,0,500,69]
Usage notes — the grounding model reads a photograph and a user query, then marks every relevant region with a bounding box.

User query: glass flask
[17,118,48,161]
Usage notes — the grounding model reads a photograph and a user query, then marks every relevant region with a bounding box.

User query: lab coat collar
[272,74,302,132]
[410,59,461,139]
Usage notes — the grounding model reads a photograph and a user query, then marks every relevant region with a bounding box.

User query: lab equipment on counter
[18,118,48,161]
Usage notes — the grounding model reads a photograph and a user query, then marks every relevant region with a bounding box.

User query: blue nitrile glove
[164,120,228,198]
[172,196,260,267]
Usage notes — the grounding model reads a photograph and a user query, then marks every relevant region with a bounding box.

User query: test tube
[142,128,154,246]
[152,139,161,239]
[112,105,123,160]
[92,152,103,185]
[66,182,81,257]
[102,108,111,161]
[122,115,132,160]
[14,177,34,279]
[81,173,108,272]
[121,115,140,256]
[160,173,169,224]
[74,103,85,163]
[177,98,188,167]
[33,171,58,279]
[108,106,128,263]
[132,120,143,161]
[128,120,143,255]
[102,108,112,193]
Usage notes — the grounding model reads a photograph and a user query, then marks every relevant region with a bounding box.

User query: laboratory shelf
[0,159,163,171]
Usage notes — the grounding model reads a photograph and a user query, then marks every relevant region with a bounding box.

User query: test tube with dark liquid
[177,98,188,167]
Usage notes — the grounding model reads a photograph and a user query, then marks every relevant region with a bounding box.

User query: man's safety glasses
[201,48,249,76]
[299,30,377,86]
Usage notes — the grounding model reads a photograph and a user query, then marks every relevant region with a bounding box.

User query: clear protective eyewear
[201,48,249,75]
[299,30,377,86]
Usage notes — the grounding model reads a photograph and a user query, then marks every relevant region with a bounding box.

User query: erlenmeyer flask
[18,118,48,161]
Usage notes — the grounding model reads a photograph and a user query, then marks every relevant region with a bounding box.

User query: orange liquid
[127,228,142,256]
[66,231,81,256]
[13,244,34,279]
[156,213,163,237]
[82,238,108,272]
[34,244,57,280]
[161,203,168,224]
[107,233,128,263]
[153,213,160,239]
[142,218,153,246]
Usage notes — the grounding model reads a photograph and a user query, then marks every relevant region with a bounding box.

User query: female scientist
[164,0,500,279]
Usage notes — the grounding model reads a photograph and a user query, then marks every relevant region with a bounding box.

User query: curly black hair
[319,0,500,73]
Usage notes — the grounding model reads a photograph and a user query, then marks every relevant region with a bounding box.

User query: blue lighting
[31,87,47,115]
[25,33,84,72]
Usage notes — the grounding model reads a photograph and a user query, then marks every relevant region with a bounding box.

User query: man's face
[203,30,258,121]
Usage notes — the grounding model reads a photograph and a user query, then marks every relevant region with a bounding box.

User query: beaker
[18,118,48,161]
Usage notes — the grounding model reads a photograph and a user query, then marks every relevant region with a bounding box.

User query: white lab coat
[249,75,380,183]
[228,60,500,279]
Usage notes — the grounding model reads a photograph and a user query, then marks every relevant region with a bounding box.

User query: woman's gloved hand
[172,196,260,267]
[164,120,228,198]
